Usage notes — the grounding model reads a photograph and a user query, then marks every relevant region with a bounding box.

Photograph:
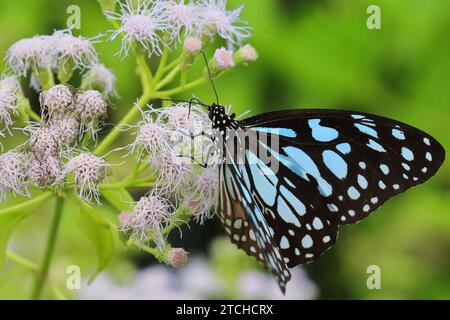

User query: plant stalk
[31,196,64,300]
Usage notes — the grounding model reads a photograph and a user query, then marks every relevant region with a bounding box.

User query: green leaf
[0,192,53,268]
[76,199,114,284]
[101,187,134,213]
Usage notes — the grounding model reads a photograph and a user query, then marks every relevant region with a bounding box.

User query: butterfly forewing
[242,109,445,225]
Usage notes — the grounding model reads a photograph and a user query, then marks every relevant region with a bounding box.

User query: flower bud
[40,84,74,117]
[234,44,258,65]
[51,115,80,146]
[74,90,108,137]
[208,47,235,78]
[29,126,60,160]
[169,248,189,268]
[181,37,203,70]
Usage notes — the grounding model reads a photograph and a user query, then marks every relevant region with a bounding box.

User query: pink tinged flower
[26,153,62,187]
[73,90,108,139]
[162,0,200,40]
[185,166,219,224]
[62,152,108,203]
[183,37,202,53]
[40,84,75,117]
[0,151,29,201]
[198,0,252,47]
[50,29,99,70]
[82,63,117,97]
[169,248,189,268]
[214,47,234,69]
[127,191,174,249]
[105,0,172,57]
[6,35,54,76]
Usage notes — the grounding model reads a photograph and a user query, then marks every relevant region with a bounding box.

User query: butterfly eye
[230,113,236,119]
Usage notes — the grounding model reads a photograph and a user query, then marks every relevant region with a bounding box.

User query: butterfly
[203,104,445,293]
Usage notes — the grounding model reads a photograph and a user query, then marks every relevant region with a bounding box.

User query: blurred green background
[0,0,449,299]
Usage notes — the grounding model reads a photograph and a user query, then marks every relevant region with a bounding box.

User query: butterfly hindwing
[218,144,291,291]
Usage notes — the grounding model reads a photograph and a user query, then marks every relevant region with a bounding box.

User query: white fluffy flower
[6,35,54,75]
[0,151,28,201]
[82,63,117,97]
[130,109,171,161]
[62,152,108,203]
[149,151,195,192]
[0,76,20,125]
[124,190,174,249]
[50,29,99,70]
[0,88,18,126]
[0,76,20,91]
[161,0,200,41]
[198,0,251,47]
[106,0,172,57]
[185,166,219,223]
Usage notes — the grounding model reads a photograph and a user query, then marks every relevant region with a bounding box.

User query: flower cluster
[5,29,116,96]
[0,0,259,288]
[2,83,111,202]
[0,29,115,203]
[105,0,252,58]
[122,102,220,247]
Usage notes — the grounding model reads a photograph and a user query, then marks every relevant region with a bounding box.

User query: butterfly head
[208,103,239,131]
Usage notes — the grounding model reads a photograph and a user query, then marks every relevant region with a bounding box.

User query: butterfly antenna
[202,50,220,105]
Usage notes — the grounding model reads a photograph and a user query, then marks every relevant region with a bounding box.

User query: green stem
[157,77,207,97]
[152,48,169,87]
[7,250,67,300]
[0,192,52,215]
[31,196,64,300]
[129,240,168,264]
[28,109,41,122]
[163,205,191,236]
[136,54,153,92]
[156,65,181,90]
[164,56,182,72]
[6,251,38,272]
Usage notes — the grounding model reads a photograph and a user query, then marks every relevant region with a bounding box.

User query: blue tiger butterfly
[200,103,445,293]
